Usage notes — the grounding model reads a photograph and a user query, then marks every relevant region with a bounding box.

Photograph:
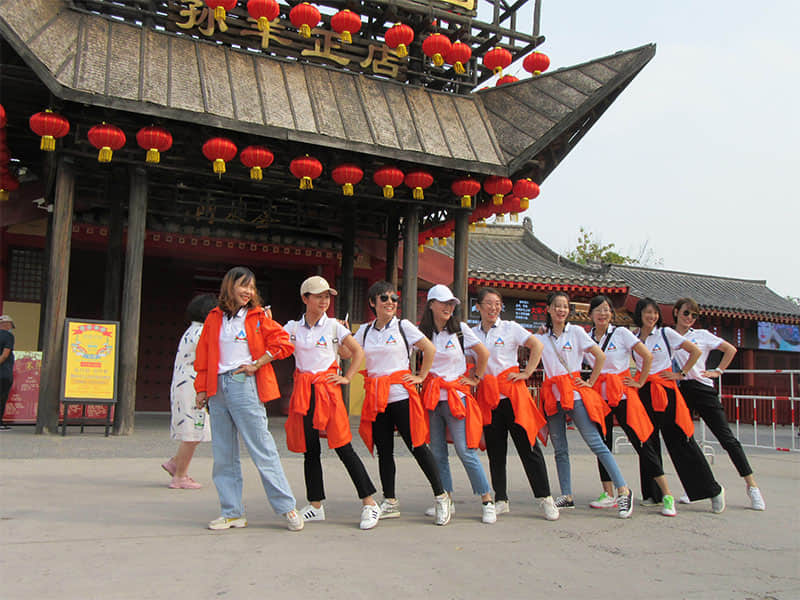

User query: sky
[485,1,798,299]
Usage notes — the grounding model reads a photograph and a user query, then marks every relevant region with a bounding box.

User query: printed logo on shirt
[315,336,328,348]
[445,339,456,350]
[653,343,663,352]
[385,335,398,346]
[607,341,617,351]
[234,329,247,342]
[494,337,505,347]
[562,341,572,351]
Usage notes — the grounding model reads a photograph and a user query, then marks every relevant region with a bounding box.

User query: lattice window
[7,248,45,302]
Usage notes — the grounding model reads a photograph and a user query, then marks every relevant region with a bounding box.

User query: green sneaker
[661,495,676,517]
[589,492,617,509]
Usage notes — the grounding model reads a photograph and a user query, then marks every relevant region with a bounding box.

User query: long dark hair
[633,297,662,328]
[545,291,570,332]
[218,266,263,317]
[418,300,461,339]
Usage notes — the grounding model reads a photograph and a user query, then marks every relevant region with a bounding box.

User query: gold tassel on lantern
[300,24,311,37]
[146,148,160,163]
[438,237,447,246]
[300,176,312,190]
[433,53,444,67]
[213,159,226,174]
[493,66,503,76]
[396,44,408,58]
[341,31,352,43]
[258,17,270,31]
[0,190,8,202]
[250,166,263,181]
[418,244,424,253]
[383,185,394,199]
[214,7,227,21]
[469,223,476,232]
[492,193,503,205]
[342,183,354,196]
[425,238,434,247]
[98,146,113,163]
[461,195,471,208]
[455,62,465,75]
[478,220,487,228]
[41,136,56,152]
[413,187,424,200]
[520,198,529,210]
[496,214,505,223]
[511,213,519,222]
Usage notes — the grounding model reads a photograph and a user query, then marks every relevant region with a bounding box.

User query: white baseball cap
[300,275,338,296]
[0,315,14,328]
[427,284,460,305]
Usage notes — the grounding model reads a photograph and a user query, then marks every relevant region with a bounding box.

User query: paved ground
[1,414,798,599]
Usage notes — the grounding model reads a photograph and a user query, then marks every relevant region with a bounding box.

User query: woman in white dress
[162,294,217,489]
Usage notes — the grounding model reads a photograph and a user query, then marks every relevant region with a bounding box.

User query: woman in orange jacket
[194,267,303,532]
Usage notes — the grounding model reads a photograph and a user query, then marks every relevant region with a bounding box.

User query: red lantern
[240,145,274,180]
[206,0,236,22]
[88,123,126,163]
[373,166,404,199]
[496,75,519,86]
[290,155,322,190]
[290,2,320,38]
[483,47,512,76]
[331,163,364,196]
[0,104,6,128]
[523,51,550,76]
[422,34,451,68]
[136,126,172,164]
[247,0,279,32]
[451,177,481,208]
[385,23,414,58]
[513,178,540,210]
[0,169,19,201]
[331,9,361,44]
[202,137,237,174]
[29,109,70,152]
[404,170,433,200]
[446,41,472,75]
[483,175,512,205]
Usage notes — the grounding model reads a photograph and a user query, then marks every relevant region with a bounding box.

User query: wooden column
[102,169,125,320]
[36,157,74,434]
[338,200,355,321]
[114,167,147,435]
[385,210,399,287]
[401,205,419,322]
[452,209,470,321]
[743,349,755,388]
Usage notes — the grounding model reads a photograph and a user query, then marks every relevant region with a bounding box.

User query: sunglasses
[379,293,399,303]
[681,310,699,319]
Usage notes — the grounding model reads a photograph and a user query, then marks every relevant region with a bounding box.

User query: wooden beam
[114,167,147,435]
[401,205,420,323]
[452,209,470,321]
[102,169,125,321]
[385,210,399,287]
[36,156,74,434]
[339,200,356,322]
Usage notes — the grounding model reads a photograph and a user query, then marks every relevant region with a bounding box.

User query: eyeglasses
[681,310,699,319]
[480,302,502,309]
[379,293,399,303]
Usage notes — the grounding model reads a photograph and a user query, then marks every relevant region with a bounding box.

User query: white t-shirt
[470,318,532,376]
[636,326,686,373]
[674,328,724,387]
[586,325,640,401]
[354,317,425,404]
[430,322,481,402]
[218,307,253,373]
[535,324,596,403]
[284,313,352,373]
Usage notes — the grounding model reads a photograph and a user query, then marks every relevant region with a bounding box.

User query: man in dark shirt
[0,314,15,430]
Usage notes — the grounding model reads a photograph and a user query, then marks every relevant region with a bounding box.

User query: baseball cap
[300,275,338,296]
[427,284,460,305]
[0,315,14,328]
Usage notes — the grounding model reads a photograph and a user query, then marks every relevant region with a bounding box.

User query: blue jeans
[428,398,491,496]
[208,373,296,518]
[547,397,627,496]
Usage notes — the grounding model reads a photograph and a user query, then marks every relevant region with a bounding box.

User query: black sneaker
[617,489,634,519]
[554,495,575,509]
[0,424,11,431]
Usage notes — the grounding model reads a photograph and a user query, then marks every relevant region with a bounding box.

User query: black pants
[372,398,444,498]
[639,383,722,502]
[484,397,551,500]
[303,392,376,503]
[597,399,663,484]
[0,377,11,425]
[679,380,753,477]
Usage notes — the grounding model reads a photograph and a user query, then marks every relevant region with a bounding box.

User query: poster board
[60,319,120,404]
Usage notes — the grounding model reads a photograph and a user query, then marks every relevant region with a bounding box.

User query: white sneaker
[379,499,401,519]
[434,493,452,526]
[711,487,726,514]
[589,492,617,509]
[359,503,381,530]
[426,495,454,517]
[481,502,497,524]
[284,509,304,532]
[299,504,325,521]
[678,494,692,504]
[747,486,766,511]
[208,516,247,530]
[495,500,510,515]
[540,496,559,521]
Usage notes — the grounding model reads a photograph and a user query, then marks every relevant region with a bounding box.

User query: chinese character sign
[62,320,119,401]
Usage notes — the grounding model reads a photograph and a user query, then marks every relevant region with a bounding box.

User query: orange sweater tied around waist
[637,369,694,438]
[593,372,654,443]
[422,374,483,449]
[285,363,352,453]
[476,366,548,446]
[541,372,611,435]
[359,369,428,455]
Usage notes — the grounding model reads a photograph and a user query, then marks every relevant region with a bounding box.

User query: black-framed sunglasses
[681,310,699,319]
[379,293,399,303]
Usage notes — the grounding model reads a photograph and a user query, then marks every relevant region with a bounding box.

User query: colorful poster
[62,320,119,401]
[5,351,41,423]
[757,322,800,352]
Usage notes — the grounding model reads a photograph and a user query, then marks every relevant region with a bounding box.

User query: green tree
[565,227,639,265]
